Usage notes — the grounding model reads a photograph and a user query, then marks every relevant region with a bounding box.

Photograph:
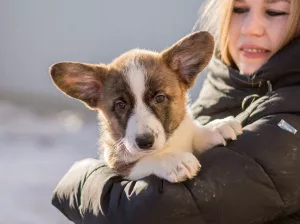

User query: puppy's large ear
[161,31,214,88]
[49,62,108,109]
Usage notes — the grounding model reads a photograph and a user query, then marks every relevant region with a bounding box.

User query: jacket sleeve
[188,114,300,223]
[52,158,206,224]
[51,114,300,224]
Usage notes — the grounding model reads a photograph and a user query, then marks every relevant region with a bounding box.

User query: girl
[52,0,300,223]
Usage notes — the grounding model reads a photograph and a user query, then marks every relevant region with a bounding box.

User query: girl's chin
[240,70,257,76]
[237,63,265,76]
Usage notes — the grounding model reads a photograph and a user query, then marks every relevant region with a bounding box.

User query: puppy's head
[49,31,214,167]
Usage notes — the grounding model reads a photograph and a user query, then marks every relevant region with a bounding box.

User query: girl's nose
[241,11,265,37]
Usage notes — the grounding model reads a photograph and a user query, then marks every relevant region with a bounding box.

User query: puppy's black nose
[135,134,154,150]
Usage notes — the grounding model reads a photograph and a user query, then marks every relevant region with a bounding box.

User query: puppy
[49,31,242,183]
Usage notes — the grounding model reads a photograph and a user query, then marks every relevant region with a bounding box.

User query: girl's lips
[239,45,271,59]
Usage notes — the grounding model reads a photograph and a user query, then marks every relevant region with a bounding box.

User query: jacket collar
[209,36,300,90]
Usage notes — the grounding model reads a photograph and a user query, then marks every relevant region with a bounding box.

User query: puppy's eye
[115,100,127,111]
[155,94,166,104]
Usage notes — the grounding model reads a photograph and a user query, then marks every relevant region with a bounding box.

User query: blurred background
[0,0,205,223]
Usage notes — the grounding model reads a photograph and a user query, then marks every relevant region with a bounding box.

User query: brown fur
[162,31,214,88]
[49,31,215,175]
[99,50,189,172]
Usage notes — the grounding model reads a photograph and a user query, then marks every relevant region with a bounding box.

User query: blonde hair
[195,0,300,66]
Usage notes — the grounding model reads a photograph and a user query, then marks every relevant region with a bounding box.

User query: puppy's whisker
[123,150,131,165]
[125,142,134,155]
[113,138,133,165]
[112,138,124,149]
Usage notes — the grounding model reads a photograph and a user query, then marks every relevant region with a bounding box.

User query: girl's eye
[155,94,166,104]
[266,10,289,17]
[233,8,289,17]
[233,7,248,14]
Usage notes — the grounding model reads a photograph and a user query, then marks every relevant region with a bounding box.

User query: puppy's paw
[206,116,243,145]
[157,152,201,183]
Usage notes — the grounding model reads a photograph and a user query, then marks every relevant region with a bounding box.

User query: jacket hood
[210,36,300,90]
[192,36,300,124]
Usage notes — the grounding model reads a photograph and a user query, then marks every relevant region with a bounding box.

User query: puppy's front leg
[127,151,201,183]
[193,116,243,152]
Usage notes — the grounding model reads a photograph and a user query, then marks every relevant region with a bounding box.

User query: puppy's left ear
[161,31,214,88]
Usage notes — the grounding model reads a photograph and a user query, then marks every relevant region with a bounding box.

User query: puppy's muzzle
[135,133,154,150]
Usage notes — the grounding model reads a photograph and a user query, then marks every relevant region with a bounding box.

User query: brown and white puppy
[49,31,242,183]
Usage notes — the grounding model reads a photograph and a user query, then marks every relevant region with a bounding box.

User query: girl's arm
[52,114,300,224]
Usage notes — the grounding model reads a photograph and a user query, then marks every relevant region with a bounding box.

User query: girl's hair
[194,0,300,65]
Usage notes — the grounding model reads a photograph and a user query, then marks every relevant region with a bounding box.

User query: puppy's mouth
[122,138,162,158]
[125,144,157,155]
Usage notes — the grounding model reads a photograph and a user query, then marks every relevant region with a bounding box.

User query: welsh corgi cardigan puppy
[50,31,242,183]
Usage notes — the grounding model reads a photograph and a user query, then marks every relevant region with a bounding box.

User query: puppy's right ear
[161,31,214,89]
[49,62,108,109]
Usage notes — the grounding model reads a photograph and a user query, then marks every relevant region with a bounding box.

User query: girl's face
[228,0,291,75]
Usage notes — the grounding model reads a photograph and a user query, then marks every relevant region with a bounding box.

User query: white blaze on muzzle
[123,60,166,154]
